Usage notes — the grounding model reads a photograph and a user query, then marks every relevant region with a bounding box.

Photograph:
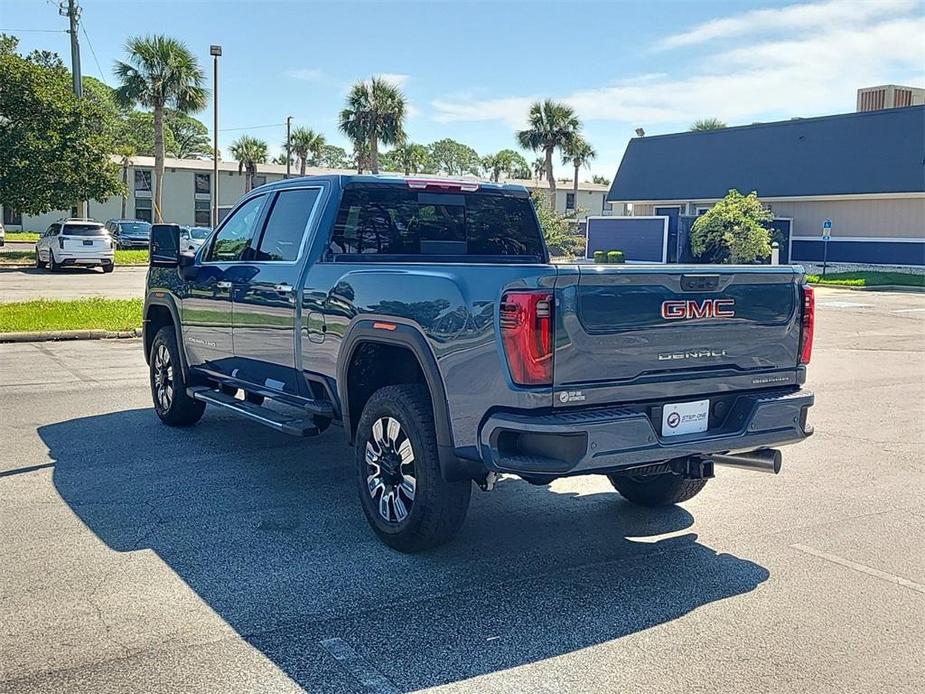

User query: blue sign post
[821,219,833,277]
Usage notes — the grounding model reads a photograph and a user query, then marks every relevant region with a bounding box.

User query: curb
[0,328,142,344]
[810,283,925,293]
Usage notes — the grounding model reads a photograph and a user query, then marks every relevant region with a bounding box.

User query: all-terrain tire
[355,385,471,552]
[150,325,206,426]
[607,471,708,507]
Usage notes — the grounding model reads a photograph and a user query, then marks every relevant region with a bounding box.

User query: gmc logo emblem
[661,298,736,320]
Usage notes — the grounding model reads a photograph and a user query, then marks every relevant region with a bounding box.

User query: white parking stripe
[791,544,925,595]
[892,308,925,313]
[818,301,871,309]
[321,638,401,694]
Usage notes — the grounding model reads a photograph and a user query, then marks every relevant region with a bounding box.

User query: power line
[3,28,67,33]
[79,23,104,80]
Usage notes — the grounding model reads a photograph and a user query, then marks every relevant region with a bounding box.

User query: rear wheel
[607,471,707,507]
[355,385,470,552]
[47,249,60,272]
[102,262,114,273]
[150,326,206,426]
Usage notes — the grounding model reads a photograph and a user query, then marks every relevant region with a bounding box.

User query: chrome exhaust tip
[710,449,782,474]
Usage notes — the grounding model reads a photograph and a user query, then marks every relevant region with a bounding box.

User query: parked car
[36,218,114,272]
[143,175,815,552]
[179,226,212,254]
[0,221,5,247]
[105,219,151,249]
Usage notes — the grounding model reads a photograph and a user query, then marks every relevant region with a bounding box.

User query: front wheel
[355,385,471,552]
[607,471,708,507]
[150,326,206,426]
[35,247,46,269]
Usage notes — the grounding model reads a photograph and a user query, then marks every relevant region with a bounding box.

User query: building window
[565,192,575,210]
[134,169,153,196]
[194,199,211,226]
[252,175,267,188]
[194,173,211,195]
[696,207,710,216]
[3,207,22,226]
[135,198,152,222]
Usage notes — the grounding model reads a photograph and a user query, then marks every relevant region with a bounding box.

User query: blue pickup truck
[144,175,815,551]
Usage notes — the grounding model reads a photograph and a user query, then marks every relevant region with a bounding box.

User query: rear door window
[253,188,321,261]
[329,185,545,260]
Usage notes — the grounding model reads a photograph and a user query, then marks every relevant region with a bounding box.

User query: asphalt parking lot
[0,266,147,303]
[1,287,922,693]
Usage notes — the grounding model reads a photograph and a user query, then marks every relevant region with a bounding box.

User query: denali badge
[658,349,727,361]
[661,298,735,320]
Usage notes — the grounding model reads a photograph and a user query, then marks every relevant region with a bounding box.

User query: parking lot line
[790,544,925,595]
[892,308,925,313]
[320,638,401,694]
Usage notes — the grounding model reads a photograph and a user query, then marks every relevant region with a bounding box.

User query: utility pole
[210,45,222,228]
[285,116,292,179]
[60,1,83,98]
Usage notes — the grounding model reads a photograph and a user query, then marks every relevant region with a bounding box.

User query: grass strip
[806,271,924,288]
[3,231,40,242]
[0,298,143,333]
[0,250,149,266]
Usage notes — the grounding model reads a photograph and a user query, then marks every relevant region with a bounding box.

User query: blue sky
[3,0,923,179]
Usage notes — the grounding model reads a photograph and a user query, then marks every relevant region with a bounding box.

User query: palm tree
[690,117,727,131]
[391,143,429,175]
[114,144,135,219]
[114,35,207,222]
[483,149,529,182]
[230,135,268,192]
[288,127,326,175]
[562,138,596,215]
[516,100,580,195]
[339,77,406,174]
[532,157,546,181]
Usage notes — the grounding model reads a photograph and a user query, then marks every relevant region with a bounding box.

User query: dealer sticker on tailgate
[662,399,709,437]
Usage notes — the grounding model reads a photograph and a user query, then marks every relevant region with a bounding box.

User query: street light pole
[286,116,292,179]
[210,45,222,228]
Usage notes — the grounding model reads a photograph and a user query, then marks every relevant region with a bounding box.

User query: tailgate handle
[681,274,720,292]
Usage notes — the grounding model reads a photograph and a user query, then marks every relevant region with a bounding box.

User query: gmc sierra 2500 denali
[144,175,815,551]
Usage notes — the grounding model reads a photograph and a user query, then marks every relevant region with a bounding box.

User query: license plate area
[661,398,709,437]
[83,240,93,246]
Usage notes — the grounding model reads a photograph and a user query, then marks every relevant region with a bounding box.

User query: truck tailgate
[553,265,804,407]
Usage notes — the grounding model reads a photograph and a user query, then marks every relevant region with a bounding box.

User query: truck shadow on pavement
[43,407,769,693]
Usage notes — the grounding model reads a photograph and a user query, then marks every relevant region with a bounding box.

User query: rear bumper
[479,389,814,476]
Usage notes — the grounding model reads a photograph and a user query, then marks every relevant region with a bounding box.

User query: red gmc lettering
[661,299,736,320]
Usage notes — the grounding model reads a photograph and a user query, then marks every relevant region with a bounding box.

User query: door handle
[274,283,294,295]
[216,280,232,289]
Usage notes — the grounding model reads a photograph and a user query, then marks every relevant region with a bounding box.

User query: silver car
[180,226,212,254]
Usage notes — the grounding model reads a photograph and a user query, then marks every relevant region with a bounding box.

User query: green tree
[517,99,580,195]
[562,137,596,215]
[389,142,430,175]
[592,174,611,186]
[273,152,294,166]
[114,35,207,221]
[690,117,727,131]
[113,110,179,156]
[532,157,546,181]
[339,77,406,174]
[0,35,124,215]
[317,144,351,169]
[230,135,268,192]
[530,190,582,257]
[429,138,480,175]
[482,149,529,182]
[166,110,211,158]
[690,189,773,263]
[288,127,325,175]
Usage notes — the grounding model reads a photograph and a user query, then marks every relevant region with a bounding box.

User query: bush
[691,189,772,264]
[606,250,625,264]
[530,190,584,257]
[593,250,606,264]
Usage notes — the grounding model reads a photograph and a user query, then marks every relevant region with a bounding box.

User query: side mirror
[150,224,181,266]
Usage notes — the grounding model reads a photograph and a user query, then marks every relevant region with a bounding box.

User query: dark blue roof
[608,105,925,202]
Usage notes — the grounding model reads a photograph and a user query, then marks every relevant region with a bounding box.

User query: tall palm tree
[288,127,326,175]
[114,35,207,222]
[516,99,581,195]
[562,138,596,215]
[339,77,406,174]
[114,144,135,219]
[532,157,546,181]
[391,143,429,175]
[230,135,268,192]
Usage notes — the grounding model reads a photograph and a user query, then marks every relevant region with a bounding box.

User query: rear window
[329,186,545,260]
[62,224,107,236]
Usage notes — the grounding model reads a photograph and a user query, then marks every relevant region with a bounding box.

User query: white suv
[0,221,5,247]
[35,219,115,273]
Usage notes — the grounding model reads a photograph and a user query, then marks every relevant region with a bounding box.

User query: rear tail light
[799,285,814,365]
[58,237,65,249]
[500,290,553,386]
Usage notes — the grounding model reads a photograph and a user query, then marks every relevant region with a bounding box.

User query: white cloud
[286,68,323,81]
[376,73,410,88]
[431,95,537,128]
[658,0,918,49]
